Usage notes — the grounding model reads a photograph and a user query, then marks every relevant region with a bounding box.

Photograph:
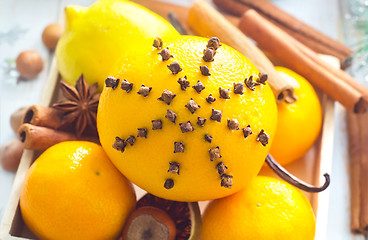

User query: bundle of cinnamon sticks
[12,105,98,151]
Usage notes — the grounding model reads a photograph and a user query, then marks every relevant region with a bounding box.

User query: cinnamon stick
[23,105,63,129]
[18,123,99,150]
[346,112,362,233]
[239,9,368,113]
[188,0,298,103]
[213,0,353,68]
[358,113,368,234]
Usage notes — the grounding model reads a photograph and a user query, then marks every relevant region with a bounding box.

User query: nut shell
[0,139,24,172]
[42,23,63,50]
[16,50,43,79]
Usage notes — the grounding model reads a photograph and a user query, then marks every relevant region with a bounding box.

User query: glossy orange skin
[201,176,316,240]
[20,141,136,240]
[97,36,277,201]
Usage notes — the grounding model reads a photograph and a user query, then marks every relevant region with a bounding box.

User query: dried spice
[200,65,211,76]
[177,76,190,90]
[152,120,162,130]
[158,89,176,105]
[137,128,148,138]
[204,134,213,143]
[257,129,270,146]
[105,76,119,90]
[136,193,196,240]
[158,47,173,61]
[197,117,206,127]
[165,109,177,124]
[112,137,127,152]
[203,47,216,62]
[242,125,253,138]
[120,79,134,93]
[192,80,206,93]
[221,174,233,188]
[137,84,152,97]
[206,94,217,104]
[126,135,136,146]
[53,74,100,137]
[227,119,239,130]
[257,72,268,85]
[209,146,221,161]
[219,87,230,99]
[233,82,244,95]
[174,141,184,153]
[206,37,221,50]
[164,179,174,189]
[179,121,194,133]
[210,108,222,122]
[185,98,201,114]
[167,61,182,74]
[168,162,180,175]
[245,75,260,91]
[216,161,228,175]
[153,37,163,50]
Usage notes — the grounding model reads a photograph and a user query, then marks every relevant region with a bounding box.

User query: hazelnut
[0,139,24,172]
[42,23,63,50]
[16,50,43,79]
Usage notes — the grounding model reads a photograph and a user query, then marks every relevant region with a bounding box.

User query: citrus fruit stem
[265,154,330,192]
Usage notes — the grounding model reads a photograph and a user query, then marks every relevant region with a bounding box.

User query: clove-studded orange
[97,36,277,201]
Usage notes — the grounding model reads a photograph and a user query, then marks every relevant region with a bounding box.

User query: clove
[197,117,207,127]
[153,37,163,50]
[257,129,270,146]
[158,89,176,105]
[152,120,162,130]
[105,76,119,90]
[137,128,148,138]
[137,84,152,97]
[168,162,180,175]
[174,141,184,153]
[242,125,253,138]
[121,79,133,93]
[206,94,217,104]
[185,98,201,114]
[165,109,177,124]
[177,76,190,90]
[158,47,173,61]
[200,65,211,76]
[192,80,206,93]
[167,61,182,74]
[179,121,194,133]
[209,146,221,161]
[210,108,222,122]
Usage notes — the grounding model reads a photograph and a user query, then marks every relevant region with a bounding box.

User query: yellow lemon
[55,0,179,92]
[270,66,322,165]
[97,35,277,201]
[201,176,316,240]
[20,141,136,240]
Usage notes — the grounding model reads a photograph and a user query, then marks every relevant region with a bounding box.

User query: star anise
[53,74,100,137]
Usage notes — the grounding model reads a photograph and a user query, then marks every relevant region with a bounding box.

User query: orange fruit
[201,176,316,240]
[97,35,277,202]
[269,66,322,165]
[56,0,179,92]
[20,141,136,240]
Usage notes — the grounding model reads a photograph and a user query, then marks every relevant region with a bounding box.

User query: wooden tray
[0,1,335,239]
